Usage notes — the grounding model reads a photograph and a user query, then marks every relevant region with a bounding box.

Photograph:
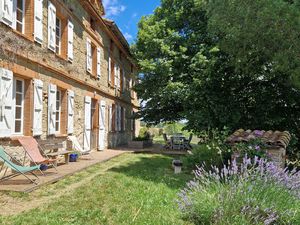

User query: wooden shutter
[86,38,92,73]
[122,69,126,91]
[108,105,112,132]
[67,20,74,62]
[122,107,126,131]
[33,79,43,136]
[98,100,106,150]
[1,0,16,28]
[97,47,101,78]
[34,0,43,44]
[67,90,74,134]
[118,105,122,131]
[47,1,56,52]
[83,96,91,151]
[48,83,56,135]
[0,68,13,137]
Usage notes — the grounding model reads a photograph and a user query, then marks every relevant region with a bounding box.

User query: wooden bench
[38,139,75,165]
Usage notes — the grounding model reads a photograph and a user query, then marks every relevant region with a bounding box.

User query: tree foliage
[133,0,300,135]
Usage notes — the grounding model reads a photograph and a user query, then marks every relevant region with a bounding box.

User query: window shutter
[115,104,118,131]
[0,68,13,137]
[118,106,122,131]
[98,100,106,150]
[33,79,43,136]
[1,0,16,28]
[83,96,91,151]
[108,55,111,83]
[48,83,56,135]
[97,47,101,78]
[67,20,74,62]
[108,105,112,132]
[47,1,56,52]
[34,0,43,44]
[123,108,126,131]
[67,90,74,134]
[86,38,92,73]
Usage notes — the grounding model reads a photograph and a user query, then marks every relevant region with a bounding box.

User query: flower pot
[69,153,78,162]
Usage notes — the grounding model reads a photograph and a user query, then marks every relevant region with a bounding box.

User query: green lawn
[0,153,193,225]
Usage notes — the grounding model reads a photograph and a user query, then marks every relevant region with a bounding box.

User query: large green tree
[133,0,300,135]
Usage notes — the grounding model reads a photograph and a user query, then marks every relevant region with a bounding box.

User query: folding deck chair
[67,136,90,155]
[0,146,41,185]
[18,137,57,172]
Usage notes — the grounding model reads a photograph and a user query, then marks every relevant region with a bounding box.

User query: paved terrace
[0,150,129,193]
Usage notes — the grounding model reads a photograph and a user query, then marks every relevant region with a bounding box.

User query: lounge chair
[67,136,90,155]
[0,146,40,185]
[18,137,57,172]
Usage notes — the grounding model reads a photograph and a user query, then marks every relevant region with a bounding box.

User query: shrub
[178,156,300,225]
[185,128,231,170]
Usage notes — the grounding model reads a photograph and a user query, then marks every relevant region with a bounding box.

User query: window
[91,43,97,76]
[55,90,62,133]
[13,78,24,134]
[16,0,25,33]
[55,17,62,54]
[90,17,96,31]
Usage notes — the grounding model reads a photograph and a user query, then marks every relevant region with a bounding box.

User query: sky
[102,0,161,44]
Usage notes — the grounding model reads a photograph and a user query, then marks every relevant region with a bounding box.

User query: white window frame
[12,78,25,135]
[16,0,25,34]
[55,17,62,55]
[55,89,61,133]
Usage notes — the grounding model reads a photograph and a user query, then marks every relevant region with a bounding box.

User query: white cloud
[124,32,133,41]
[103,0,126,18]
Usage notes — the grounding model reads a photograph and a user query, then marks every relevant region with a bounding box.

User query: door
[98,100,106,151]
[83,96,91,152]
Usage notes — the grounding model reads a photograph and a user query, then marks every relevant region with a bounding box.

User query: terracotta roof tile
[226,129,291,149]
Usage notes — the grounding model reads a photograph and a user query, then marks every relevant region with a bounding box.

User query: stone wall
[0,0,140,162]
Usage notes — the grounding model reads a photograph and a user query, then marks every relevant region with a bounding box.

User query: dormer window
[90,17,96,31]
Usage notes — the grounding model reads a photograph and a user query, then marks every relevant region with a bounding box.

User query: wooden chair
[184,134,193,150]
[163,134,171,150]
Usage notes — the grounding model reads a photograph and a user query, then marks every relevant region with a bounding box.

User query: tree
[133,0,300,135]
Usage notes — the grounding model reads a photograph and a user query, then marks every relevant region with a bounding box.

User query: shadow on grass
[108,154,193,190]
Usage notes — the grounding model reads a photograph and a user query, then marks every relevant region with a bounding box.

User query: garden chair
[67,136,91,155]
[0,146,41,185]
[163,134,171,150]
[18,137,57,172]
[184,134,193,150]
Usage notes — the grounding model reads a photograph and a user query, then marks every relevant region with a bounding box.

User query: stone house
[0,0,140,157]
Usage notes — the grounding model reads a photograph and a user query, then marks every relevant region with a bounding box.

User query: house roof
[103,18,131,54]
[226,129,291,149]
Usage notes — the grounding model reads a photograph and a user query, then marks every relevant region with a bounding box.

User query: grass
[0,153,193,225]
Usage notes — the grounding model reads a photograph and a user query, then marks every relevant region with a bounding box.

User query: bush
[185,128,231,170]
[178,156,300,225]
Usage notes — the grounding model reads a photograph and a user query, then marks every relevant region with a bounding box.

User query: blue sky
[102,0,161,44]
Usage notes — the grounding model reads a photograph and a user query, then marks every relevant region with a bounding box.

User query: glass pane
[15,107,21,119]
[16,93,22,106]
[15,121,21,133]
[16,23,22,33]
[55,122,59,131]
[56,112,60,120]
[16,11,22,22]
[16,80,23,92]
[17,0,23,10]
[56,91,60,100]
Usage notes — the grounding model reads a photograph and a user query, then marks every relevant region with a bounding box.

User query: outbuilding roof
[226,129,291,149]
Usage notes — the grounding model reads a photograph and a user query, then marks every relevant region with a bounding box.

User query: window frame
[12,77,25,136]
[55,89,62,133]
[16,0,26,34]
[55,16,62,55]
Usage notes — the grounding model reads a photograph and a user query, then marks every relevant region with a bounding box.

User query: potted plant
[128,129,153,149]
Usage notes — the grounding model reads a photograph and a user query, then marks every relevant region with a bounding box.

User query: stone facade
[0,0,139,160]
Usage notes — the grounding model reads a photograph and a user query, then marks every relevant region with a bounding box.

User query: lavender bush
[178,156,300,225]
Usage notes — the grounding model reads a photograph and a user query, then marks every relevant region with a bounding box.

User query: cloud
[124,32,133,42]
[103,0,126,17]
